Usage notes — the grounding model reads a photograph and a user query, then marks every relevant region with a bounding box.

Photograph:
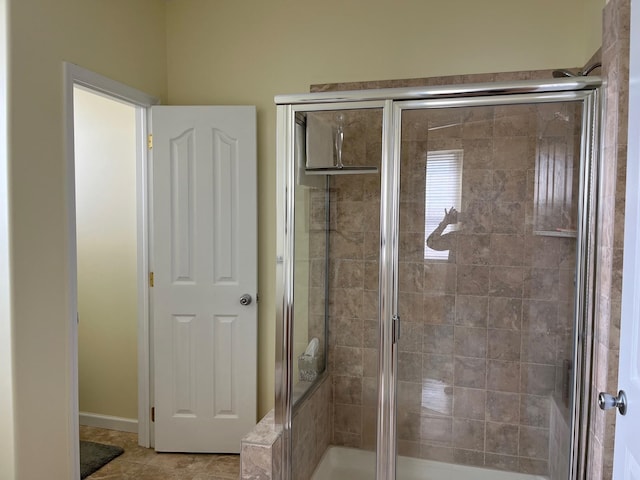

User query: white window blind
[424,149,463,260]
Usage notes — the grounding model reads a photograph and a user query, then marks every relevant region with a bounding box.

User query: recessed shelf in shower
[304,166,378,175]
[302,111,378,175]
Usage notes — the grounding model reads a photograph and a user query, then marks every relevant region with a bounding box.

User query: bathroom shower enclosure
[275,77,601,480]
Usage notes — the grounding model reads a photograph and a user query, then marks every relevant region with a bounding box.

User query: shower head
[581,62,602,76]
[552,62,602,79]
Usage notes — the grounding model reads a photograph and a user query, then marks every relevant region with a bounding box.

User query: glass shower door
[393,99,588,479]
[277,79,599,480]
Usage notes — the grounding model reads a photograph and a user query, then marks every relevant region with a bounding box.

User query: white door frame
[63,62,159,478]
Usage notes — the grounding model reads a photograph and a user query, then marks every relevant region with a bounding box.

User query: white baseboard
[79,412,138,434]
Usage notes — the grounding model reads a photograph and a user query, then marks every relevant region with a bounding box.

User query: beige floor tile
[82,426,240,480]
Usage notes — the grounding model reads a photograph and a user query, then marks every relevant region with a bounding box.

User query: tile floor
[80,426,240,479]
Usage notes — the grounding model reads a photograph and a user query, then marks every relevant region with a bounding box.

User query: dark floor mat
[80,440,124,479]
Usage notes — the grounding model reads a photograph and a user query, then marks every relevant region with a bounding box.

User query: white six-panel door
[613,0,640,476]
[150,106,257,453]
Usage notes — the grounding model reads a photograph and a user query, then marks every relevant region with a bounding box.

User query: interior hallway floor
[80,426,240,479]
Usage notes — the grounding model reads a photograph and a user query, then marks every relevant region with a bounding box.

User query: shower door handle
[392,315,401,344]
[598,390,627,415]
[334,114,344,169]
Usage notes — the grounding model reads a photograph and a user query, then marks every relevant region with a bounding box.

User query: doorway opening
[73,85,139,433]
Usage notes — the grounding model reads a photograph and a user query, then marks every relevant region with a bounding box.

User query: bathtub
[311,446,548,480]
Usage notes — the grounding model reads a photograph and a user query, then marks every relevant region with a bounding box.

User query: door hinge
[149,272,154,287]
[151,407,155,422]
[147,134,153,150]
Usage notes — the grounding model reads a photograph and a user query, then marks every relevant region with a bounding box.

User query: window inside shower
[424,149,463,261]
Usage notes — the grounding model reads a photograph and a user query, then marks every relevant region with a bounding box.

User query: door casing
[64,62,159,479]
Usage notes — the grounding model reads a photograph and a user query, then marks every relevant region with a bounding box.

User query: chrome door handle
[239,294,252,306]
[334,114,344,169]
[598,390,627,415]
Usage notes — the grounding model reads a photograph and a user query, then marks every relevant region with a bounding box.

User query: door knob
[598,390,627,415]
[239,294,252,306]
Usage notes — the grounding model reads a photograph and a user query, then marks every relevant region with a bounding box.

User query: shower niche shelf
[533,229,577,238]
[305,165,379,175]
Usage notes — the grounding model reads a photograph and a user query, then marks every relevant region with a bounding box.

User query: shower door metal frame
[275,77,601,480]
[276,99,390,480]
[389,89,601,480]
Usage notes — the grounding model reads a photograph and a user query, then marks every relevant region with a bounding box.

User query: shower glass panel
[288,106,383,480]
[396,101,582,478]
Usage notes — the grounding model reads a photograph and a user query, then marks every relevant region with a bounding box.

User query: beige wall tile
[486,422,519,455]
[488,297,522,330]
[488,329,521,361]
[487,360,521,392]
[423,325,454,354]
[519,426,549,459]
[486,391,520,424]
[521,363,555,395]
[420,416,453,445]
[455,295,488,327]
[453,387,486,420]
[520,395,551,427]
[453,419,485,450]
[424,294,456,324]
[454,356,486,388]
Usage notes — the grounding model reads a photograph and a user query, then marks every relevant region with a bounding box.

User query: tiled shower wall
[588,0,629,478]
[291,375,333,480]
[304,73,587,476]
